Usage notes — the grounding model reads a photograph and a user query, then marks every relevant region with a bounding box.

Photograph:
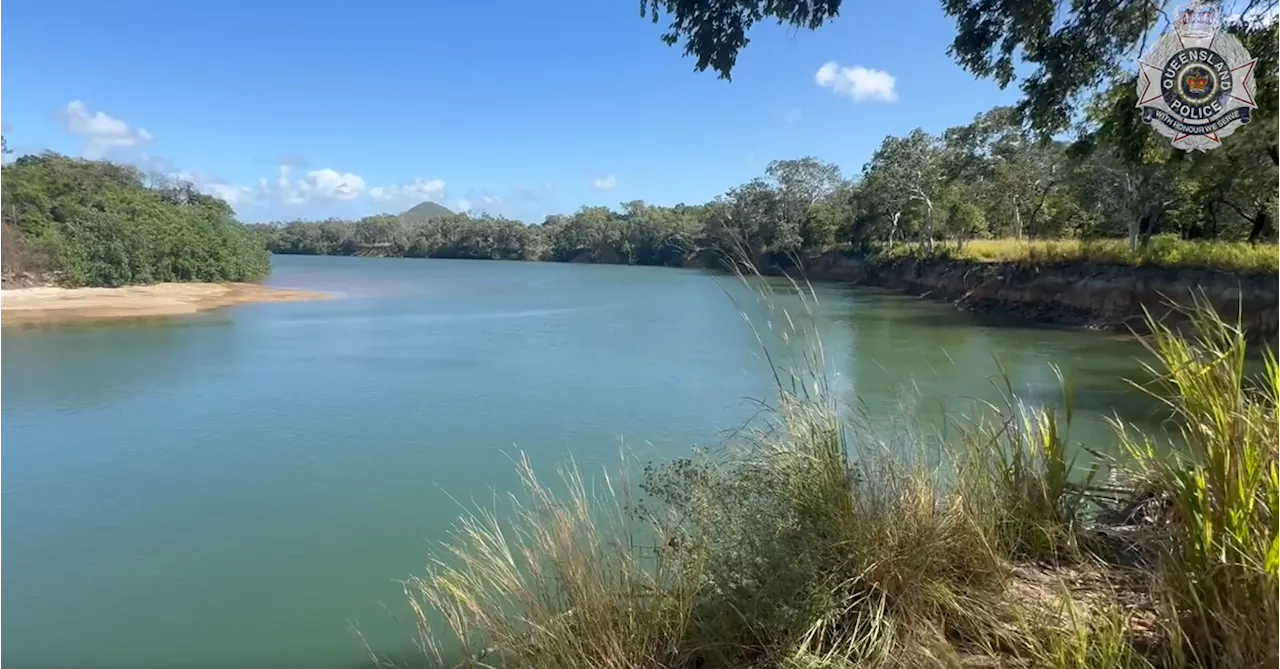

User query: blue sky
[2,0,1024,223]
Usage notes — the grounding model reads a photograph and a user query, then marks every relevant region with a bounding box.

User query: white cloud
[369,178,446,203]
[301,168,366,201]
[455,198,472,212]
[133,151,452,213]
[815,63,898,102]
[165,170,256,208]
[60,100,154,159]
[260,164,369,204]
[783,107,803,123]
[482,194,501,205]
[203,182,255,207]
[592,174,617,191]
[260,165,304,205]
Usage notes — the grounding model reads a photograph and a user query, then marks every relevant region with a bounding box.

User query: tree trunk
[1026,181,1053,239]
[1248,207,1274,244]
[887,211,902,250]
[1013,197,1023,240]
[1128,215,1142,252]
[923,201,935,252]
[1139,211,1163,251]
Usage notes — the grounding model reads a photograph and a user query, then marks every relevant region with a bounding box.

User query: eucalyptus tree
[862,129,949,250]
[764,157,845,256]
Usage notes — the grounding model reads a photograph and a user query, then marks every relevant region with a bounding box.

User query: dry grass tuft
[385,267,1277,669]
[883,237,1279,274]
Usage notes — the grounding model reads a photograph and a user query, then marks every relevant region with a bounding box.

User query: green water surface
[1,255,1163,669]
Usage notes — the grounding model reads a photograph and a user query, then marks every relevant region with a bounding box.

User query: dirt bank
[802,253,1280,340]
[1,282,329,326]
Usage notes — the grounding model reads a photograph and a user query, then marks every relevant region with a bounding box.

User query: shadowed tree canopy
[640,0,1276,141]
[942,0,1279,133]
[640,0,842,79]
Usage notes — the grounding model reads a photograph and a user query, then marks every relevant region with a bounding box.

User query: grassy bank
[375,276,1278,669]
[880,237,1279,275]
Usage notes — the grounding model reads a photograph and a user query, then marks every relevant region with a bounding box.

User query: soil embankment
[1,282,329,326]
[802,253,1280,340]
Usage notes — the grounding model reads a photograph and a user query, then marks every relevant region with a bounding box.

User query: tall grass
[398,453,696,669]
[882,237,1279,274]
[387,268,1277,669]
[951,365,1096,562]
[1116,294,1279,668]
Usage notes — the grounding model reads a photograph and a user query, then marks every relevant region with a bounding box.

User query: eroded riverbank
[0,282,330,325]
[799,253,1280,340]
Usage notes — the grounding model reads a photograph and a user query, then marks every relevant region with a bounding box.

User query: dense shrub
[1,153,270,287]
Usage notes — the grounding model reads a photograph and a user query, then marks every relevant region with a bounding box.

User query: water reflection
[2,314,239,413]
[733,279,1169,457]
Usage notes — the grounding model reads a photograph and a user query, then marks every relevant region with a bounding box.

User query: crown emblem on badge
[1176,1,1219,37]
[1135,0,1257,151]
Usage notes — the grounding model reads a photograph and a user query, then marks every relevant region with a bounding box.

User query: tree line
[258,92,1278,268]
[1,153,271,287]
[2,9,1273,286]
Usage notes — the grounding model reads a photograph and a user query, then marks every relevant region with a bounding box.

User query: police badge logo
[1136,2,1259,151]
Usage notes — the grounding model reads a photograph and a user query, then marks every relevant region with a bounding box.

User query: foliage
[1,152,270,287]
[632,0,1278,255]
[393,454,694,669]
[1117,294,1279,668]
[636,0,1277,150]
[384,260,1277,669]
[952,365,1094,561]
[942,0,1156,134]
[252,206,704,266]
[881,237,1280,274]
[265,103,1279,272]
[269,9,1280,276]
[640,0,841,79]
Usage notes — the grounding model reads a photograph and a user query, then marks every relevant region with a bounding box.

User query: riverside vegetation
[375,274,1278,669]
[5,32,1277,287]
[0,2,1274,668]
[253,6,1278,275]
[2,6,1276,288]
[0,152,269,287]
[253,95,1277,275]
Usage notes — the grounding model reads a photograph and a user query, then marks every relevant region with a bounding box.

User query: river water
[1,255,1165,669]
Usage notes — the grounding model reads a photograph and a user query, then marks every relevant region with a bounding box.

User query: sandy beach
[1,282,330,326]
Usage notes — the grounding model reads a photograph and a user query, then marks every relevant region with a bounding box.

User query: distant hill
[400,201,454,223]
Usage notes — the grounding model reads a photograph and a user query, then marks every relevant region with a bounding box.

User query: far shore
[0,282,330,326]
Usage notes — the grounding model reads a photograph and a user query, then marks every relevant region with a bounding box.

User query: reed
[386,270,1276,669]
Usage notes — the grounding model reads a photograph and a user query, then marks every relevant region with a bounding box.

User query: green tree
[943,0,1154,133]
[764,157,844,258]
[640,0,841,79]
[943,107,1067,239]
[863,129,948,250]
[1,152,270,286]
